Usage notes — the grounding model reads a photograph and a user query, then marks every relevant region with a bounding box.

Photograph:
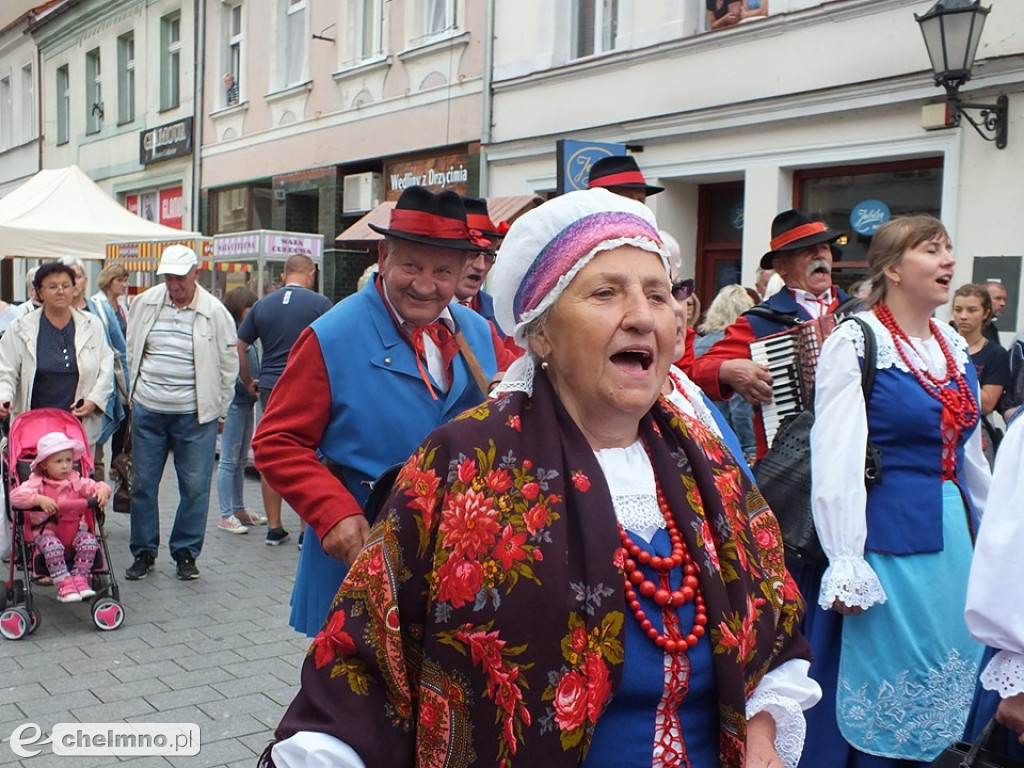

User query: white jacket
[126,284,238,425]
[0,307,115,445]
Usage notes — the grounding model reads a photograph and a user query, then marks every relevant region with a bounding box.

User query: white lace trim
[818,555,888,611]
[833,311,969,376]
[612,493,664,541]
[490,353,537,398]
[980,650,1024,698]
[746,691,806,768]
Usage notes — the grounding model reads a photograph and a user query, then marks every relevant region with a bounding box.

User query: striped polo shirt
[133,294,198,414]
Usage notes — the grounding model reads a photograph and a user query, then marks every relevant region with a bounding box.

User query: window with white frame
[56,64,69,144]
[0,75,11,150]
[224,3,243,105]
[85,48,101,134]
[278,0,307,88]
[117,33,135,124]
[21,63,34,142]
[355,0,383,60]
[161,11,181,110]
[425,0,454,36]
[573,0,618,58]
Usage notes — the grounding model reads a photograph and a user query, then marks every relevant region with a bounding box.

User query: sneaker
[125,551,156,581]
[265,527,290,546]
[56,578,82,603]
[72,575,96,599]
[235,508,268,526]
[175,555,200,581]
[217,515,249,534]
[297,530,304,551]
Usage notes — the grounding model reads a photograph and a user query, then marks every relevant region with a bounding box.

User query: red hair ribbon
[589,170,646,188]
[770,222,828,252]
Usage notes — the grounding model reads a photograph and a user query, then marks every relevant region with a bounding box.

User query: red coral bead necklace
[618,473,707,654]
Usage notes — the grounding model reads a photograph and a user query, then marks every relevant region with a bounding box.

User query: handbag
[931,717,1024,768]
[754,316,882,566]
[109,415,132,515]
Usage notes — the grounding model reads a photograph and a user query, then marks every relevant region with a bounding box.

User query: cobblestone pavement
[0,465,308,767]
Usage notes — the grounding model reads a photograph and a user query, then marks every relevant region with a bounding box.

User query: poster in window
[139,191,158,223]
[125,194,139,216]
[159,186,184,229]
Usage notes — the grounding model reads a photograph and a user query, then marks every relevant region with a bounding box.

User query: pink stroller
[0,409,125,639]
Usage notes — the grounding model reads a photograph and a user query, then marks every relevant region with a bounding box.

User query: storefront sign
[267,233,323,258]
[556,139,627,194]
[215,233,262,257]
[139,117,194,165]
[850,199,890,236]
[383,150,470,199]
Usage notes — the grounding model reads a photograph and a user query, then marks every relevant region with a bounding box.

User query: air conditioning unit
[343,172,383,214]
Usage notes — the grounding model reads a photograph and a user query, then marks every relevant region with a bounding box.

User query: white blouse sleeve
[966,415,1024,698]
[959,396,991,519]
[810,330,887,611]
[271,732,367,768]
[746,659,823,768]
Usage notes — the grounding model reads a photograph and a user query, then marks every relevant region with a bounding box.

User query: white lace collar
[833,310,969,377]
[593,441,663,543]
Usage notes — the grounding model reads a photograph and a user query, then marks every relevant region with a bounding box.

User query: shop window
[117,33,135,124]
[56,65,69,145]
[85,48,101,134]
[213,184,273,233]
[574,0,618,58]
[796,158,943,293]
[161,12,181,111]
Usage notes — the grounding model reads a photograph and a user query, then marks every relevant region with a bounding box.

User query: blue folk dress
[801,312,990,768]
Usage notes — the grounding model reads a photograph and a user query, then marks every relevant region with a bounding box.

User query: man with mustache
[690,209,852,460]
[455,197,507,337]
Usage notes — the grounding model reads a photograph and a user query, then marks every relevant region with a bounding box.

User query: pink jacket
[10,472,111,536]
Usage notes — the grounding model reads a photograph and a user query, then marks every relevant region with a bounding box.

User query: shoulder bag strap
[454,331,492,400]
[743,306,803,327]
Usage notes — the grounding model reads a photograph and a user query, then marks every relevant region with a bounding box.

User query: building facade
[31,0,198,233]
[485,0,1024,334]
[201,0,488,298]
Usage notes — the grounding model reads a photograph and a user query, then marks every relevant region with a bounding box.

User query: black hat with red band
[462,196,511,244]
[369,186,490,251]
[759,209,845,269]
[587,155,664,197]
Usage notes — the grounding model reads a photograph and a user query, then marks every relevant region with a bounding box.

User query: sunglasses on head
[671,278,695,302]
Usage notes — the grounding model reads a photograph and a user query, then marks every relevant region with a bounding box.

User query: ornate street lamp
[915,0,1008,148]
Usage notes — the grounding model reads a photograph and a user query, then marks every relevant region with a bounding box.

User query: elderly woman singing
[263,189,820,768]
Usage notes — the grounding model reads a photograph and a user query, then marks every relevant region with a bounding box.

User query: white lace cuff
[980,650,1024,699]
[817,556,887,611]
[746,690,806,768]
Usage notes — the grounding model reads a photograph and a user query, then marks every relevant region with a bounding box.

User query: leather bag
[931,717,1024,768]
[109,416,131,514]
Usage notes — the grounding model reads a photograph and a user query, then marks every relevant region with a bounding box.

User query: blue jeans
[129,402,218,561]
[216,396,255,518]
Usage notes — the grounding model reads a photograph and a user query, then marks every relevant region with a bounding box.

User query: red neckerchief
[459,294,480,312]
[375,276,460,400]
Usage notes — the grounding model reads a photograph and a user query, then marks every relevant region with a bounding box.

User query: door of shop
[696,183,744,325]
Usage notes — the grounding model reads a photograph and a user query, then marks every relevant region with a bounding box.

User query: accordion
[749,315,840,448]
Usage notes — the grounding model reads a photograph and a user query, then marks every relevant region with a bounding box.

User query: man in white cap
[124,245,238,581]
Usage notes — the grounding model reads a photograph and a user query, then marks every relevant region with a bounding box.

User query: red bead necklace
[619,473,707,654]
[873,303,979,433]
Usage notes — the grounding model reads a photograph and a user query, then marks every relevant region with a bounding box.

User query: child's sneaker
[72,575,96,599]
[56,578,82,603]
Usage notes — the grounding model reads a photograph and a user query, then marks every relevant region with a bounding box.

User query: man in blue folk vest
[252,186,502,636]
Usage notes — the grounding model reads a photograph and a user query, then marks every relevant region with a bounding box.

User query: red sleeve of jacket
[490,321,523,371]
[688,317,756,401]
[252,328,363,540]
[675,325,697,375]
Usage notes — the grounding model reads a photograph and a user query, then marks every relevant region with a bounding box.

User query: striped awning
[105,238,216,272]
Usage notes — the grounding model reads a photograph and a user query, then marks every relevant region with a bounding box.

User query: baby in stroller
[10,432,110,603]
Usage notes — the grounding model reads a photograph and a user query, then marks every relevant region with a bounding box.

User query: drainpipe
[478,0,494,196]
[191,0,205,231]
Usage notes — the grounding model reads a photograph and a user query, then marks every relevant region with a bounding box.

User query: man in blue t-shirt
[238,254,333,546]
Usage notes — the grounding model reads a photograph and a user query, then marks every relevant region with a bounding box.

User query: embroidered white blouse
[966,413,1024,699]
[810,312,991,611]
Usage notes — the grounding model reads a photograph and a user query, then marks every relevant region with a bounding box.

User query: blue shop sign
[850,200,891,236]
[556,139,627,194]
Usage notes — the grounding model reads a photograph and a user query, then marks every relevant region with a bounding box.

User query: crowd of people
[2,152,1023,767]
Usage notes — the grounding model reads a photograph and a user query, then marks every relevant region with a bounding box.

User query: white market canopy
[0,165,200,261]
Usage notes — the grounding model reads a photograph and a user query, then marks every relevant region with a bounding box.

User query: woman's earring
[540,360,549,371]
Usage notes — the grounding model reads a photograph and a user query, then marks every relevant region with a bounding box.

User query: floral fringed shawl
[264,374,808,768]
